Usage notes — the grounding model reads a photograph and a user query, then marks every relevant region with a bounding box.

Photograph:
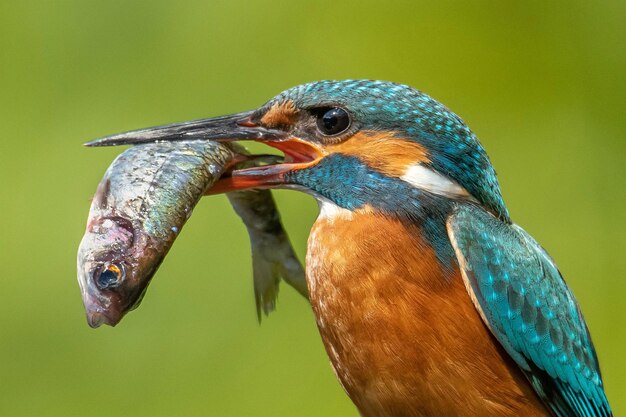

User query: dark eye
[316,107,351,136]
[93,262,125,289]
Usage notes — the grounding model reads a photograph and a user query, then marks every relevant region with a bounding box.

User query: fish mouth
[84,301,124,328]
[83,286,147,328]
[79,282,126,328]
[84,110,325,192]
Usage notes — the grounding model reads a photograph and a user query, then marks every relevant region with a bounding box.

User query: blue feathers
[287,153,420,212]
[286,153,457,267]
[448,204,612,417]
[269,80,509,222]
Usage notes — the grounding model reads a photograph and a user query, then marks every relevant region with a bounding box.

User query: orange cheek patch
[327,131,430,177]
[260,100,299,128]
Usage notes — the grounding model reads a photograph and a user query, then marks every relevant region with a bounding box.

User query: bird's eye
[93,262,125,289]
[316,107,351,136]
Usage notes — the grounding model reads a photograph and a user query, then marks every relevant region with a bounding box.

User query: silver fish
[77,140,306,327]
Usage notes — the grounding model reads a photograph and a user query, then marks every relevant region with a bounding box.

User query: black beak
[84,110,286,147]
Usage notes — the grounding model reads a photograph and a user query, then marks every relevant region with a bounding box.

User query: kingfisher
[89,80,612,417]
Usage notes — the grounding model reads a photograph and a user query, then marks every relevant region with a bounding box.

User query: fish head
[77,214,162,328]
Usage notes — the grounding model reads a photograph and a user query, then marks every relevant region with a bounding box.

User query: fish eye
[315,107,351,136]
[93,262,125,289]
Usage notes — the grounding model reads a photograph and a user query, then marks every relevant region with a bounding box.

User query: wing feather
[447,204,612,417]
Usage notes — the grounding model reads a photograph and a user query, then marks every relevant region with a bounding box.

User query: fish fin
[227,189,308,322]
[277,245,308,299]
[250,236,308,322]
[251,247,281,321]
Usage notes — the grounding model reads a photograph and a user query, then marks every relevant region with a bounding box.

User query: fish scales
[78,140,306,327]
[105,141,232,240]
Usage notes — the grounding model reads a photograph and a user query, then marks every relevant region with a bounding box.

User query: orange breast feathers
[305,208,548,417]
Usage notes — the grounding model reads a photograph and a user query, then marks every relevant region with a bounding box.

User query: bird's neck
[308,200,457,284]
[289,152,463,266]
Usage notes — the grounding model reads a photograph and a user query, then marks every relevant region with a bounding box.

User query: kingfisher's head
[88,80,509,222]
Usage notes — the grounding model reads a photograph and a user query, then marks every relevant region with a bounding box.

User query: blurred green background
[0,1,624,416]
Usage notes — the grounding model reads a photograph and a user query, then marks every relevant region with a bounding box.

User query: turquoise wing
[447,204,611,417]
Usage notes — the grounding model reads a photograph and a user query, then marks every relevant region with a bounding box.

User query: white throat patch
[317,198,354,222]
[401,164,475,200]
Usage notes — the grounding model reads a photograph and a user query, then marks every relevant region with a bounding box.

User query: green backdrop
[0,1,623,416]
